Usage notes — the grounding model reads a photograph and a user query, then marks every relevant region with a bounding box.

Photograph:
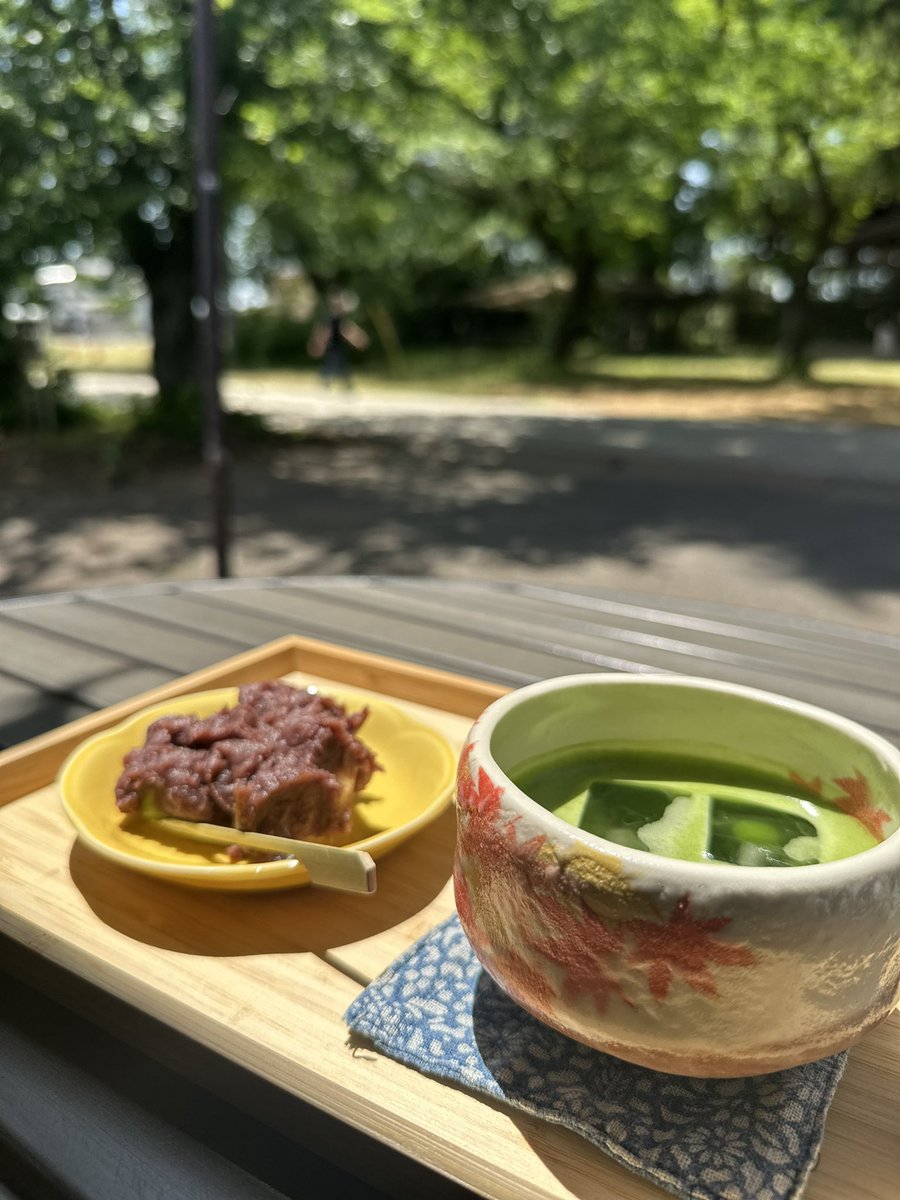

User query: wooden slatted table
[1,577,899,1200]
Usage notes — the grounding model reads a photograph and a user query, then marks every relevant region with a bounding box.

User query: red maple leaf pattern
[456,747,547,871]
[626,895,756,1001]
[500,812,547,860]
[456,747,762,1018]
[455,742,478,809]
[788,770,823,796]
[456,744,504,819]
[489,944,556,1009]
[532,899,624,1013]
[471,766,504,818]
[832,769,891,841]
[453,868,476,933]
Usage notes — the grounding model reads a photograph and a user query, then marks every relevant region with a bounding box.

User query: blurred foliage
[0,0,899,430]
[230,309,318,368]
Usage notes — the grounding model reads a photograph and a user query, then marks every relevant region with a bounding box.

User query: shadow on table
[0,693,94,755]
[68,806,455,957]
[468,968,842,1200]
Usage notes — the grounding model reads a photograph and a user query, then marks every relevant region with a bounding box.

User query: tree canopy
[0,0,898,417]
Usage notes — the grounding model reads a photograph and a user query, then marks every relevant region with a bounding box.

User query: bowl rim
[467,672,900,893]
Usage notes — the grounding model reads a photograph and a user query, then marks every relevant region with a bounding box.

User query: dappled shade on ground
[2,415,900,635]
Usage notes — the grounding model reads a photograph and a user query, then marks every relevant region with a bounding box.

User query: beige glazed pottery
[453,674,900,1077]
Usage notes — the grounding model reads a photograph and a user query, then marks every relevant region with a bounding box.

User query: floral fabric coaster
[345,914,846,1200]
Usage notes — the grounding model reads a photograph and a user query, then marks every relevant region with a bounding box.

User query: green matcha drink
[511,746,879,866]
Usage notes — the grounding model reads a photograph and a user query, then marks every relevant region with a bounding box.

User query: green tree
[705,1,900,374]
[0,0,302,426]
[346,0,720,363]
[3,0,899,400]
[0,1,196,420]
[228,2,508,351]
[0,4,101,425]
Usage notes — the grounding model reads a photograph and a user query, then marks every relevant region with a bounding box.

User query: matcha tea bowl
[453,673,900,1077]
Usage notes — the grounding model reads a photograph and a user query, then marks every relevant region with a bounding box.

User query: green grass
[363,347,900,394]
[296,346,783,395]
[584,353,777,383]
[46,335,900,396]
[47,335,152,373]
[811,359,900,387]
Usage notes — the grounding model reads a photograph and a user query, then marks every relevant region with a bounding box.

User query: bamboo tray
[0,635,896,1200]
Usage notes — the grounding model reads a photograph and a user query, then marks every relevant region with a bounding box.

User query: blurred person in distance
[307,288,370,388]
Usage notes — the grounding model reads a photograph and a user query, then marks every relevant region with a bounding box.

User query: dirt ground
[541,382,900,426]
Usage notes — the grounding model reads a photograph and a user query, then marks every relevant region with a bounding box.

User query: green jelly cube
[638,793,712,862]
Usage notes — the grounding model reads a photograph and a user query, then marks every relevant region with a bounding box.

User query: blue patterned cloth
[345,914,846,1200]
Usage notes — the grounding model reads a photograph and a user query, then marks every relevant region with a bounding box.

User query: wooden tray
[0,635,896,1200]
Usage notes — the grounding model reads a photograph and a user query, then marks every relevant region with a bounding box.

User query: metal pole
[192,0,230,578]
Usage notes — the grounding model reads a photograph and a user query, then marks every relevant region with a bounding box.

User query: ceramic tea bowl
[453,674,900,1077]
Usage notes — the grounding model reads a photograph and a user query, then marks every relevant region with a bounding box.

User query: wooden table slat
[538,582,900,654]
[0,613,138,692]
[0,674,92,752]
[99,590,305,647]
[181,587,548,686]
[227,584,900,739]
[382,579,900,678]
[4,598,251,674]
[328,580,900,698]
[3,582,898,746]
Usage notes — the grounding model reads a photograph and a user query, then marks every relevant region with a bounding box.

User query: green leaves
[0,0,896,373]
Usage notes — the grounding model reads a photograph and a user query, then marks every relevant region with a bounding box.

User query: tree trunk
[121,209,200,430]
[0,321,31,430]
[550,252,598,366]
[776,129,837,381]
[777,266,814,380]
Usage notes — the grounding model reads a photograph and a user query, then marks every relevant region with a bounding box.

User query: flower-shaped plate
[58,684,457,891]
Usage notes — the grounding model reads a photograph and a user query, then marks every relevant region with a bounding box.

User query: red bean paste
[115,681,379,844]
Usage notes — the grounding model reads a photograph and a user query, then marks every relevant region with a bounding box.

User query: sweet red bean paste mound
[115,681,379,843]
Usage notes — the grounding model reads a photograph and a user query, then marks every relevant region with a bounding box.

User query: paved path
[3,372,895,634]
[75,371,900,487]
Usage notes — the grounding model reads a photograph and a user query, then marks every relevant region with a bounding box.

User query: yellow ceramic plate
[58,684,457,891]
